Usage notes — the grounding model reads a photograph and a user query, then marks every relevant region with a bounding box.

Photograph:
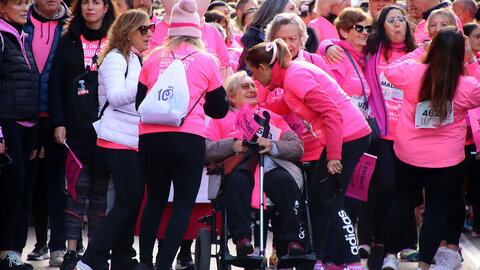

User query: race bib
[380,72,403,102]
[351,95,371,118]
[415,101,454,128]
[256,124,281,141]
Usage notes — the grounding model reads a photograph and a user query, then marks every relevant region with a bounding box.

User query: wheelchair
[193,162,317,270]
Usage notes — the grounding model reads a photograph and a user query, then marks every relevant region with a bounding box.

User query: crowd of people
[1,0,480,270]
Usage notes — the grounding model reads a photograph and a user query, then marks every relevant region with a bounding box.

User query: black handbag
[343,49,381,142]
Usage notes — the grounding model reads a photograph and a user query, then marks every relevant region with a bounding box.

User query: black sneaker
[27,244,50,261]
[367,246,385,270]
[60,250,78,270]
[0,252,33,270]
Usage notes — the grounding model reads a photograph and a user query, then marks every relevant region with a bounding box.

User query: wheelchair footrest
[224,252,264,268]
[277,252,316,269]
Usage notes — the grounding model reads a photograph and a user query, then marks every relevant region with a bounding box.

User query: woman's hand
[326,45,344,64]
[464,36,476,64]
[0,138,4,154]
[54,126,66,145]
[232,139,248,154]
[422,41,430,52]
[327,159,343,175]
[257,137,273,154]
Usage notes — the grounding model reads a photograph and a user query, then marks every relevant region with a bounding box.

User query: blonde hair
[98,10,149,65]
[245,39,292,69]
[224,71,249,98]
[145,35,206,61]
[265,12,308,47]
[427,8,458,30]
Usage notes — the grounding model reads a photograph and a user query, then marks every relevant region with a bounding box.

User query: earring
[262,72,266,76]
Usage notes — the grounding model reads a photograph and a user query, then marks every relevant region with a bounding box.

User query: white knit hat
[168,0,201,38]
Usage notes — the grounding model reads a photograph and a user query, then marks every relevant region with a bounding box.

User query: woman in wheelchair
[205,71,305,258]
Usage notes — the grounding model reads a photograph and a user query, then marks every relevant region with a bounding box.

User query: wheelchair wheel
[195,227,211,270]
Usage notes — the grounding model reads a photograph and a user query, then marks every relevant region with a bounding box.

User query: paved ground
[24,227,480,269]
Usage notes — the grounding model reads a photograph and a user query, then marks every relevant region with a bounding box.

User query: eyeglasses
[386,16,407,25]
[138,24,155,35]
[352,24,373,33]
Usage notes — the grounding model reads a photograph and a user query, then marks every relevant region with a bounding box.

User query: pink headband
[265,39,282,65]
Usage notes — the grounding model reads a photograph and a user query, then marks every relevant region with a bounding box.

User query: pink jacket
[268,61,371,160]
[384,59,480,168]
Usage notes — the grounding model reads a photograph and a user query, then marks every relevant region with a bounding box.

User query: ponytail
[245,39,292,69]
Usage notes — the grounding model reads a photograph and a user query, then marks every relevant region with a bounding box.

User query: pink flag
[346,153,377,202]
[468,108,480,152]
[65,145,83,201]
[235,103,262,141]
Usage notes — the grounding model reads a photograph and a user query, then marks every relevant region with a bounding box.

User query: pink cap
[168,0,201,38]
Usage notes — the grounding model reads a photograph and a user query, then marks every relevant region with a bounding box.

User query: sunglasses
[138,24,155,35]
[386,16,407,25]
[352,24,373,33]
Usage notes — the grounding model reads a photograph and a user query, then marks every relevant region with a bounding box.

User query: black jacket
[48,23,104,162]
[0,19,39,121]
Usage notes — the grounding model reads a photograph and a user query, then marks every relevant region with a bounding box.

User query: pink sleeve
[456,76,480,109]
[206,56,223,92]
[213,28,231,69]
[467,60,480,79]
[205,118,222,141]
[384,59,418,90]
[318,39,340,55]
[309,53,336,79]
[304,90,343,160]
[0,126,2,138]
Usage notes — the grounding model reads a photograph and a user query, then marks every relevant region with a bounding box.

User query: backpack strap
[0,32,4,53]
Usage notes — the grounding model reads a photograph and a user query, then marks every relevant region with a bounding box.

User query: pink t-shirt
[148,20,169,51]
[80,35,106,70]
[138,43,223,137]
[308,16,339,54]
[30,14,58,73]
[377,47,409,141]
[97,138,138,151]
[384,59,480,168]
[201,23,231,69]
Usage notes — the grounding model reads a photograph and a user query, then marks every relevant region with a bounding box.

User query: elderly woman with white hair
[205,71,306,258]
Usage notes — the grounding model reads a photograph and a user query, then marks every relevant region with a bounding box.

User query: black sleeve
[204,86,229,119]
[305,26,319,54]
[48,38,66,128]
[135,82,148,111]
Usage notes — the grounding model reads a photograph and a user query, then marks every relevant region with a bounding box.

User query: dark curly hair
[365,5,416,63]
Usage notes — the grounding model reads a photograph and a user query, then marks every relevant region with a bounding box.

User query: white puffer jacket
[93,49,141,148]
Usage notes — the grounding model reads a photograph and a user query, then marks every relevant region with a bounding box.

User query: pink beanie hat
[168,0,202,38]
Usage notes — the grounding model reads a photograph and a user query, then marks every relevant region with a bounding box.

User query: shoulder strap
[343,48,370,109]
[0,32,4,52]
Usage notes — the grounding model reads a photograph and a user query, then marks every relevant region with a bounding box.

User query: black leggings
[138,132,205,270]
[0,120,37,251]
[309,135,370,264]
[82,147,144,270]
[223,167,302,247]
[386,158,465,264]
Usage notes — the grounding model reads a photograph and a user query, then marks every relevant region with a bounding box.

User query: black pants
[138,132,205,270]
[0,120,37,251]
[358,139,417,247]
[386,159,465,264]
[82,147,144,270]
[309,135,370,265]
[223,167,302,246]
[464,143,480,233]
[13,117,67,253]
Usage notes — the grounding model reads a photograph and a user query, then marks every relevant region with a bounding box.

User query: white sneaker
[49,250,66,267]
[433,246,447,263]
[382,254,399,270]
[77,260,93,270]
[432,248,462,270]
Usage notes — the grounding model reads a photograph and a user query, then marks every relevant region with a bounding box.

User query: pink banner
[346,153,377,202]
[235,103,262,141]
[65,147,83,201]
[468,108,480,152]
